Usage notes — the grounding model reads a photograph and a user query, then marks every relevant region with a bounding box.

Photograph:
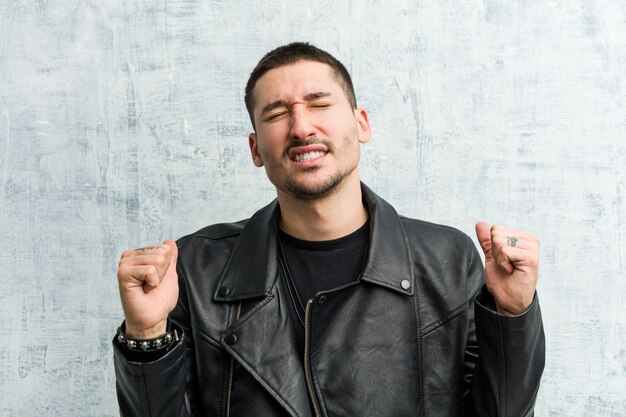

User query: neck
[277,178,368,241]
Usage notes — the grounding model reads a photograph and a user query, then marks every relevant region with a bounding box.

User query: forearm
[113,324,191,417]
[465,288,545,417]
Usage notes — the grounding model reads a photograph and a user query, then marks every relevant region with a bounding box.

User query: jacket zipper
[304,299,321,417]
[226,302,242,417]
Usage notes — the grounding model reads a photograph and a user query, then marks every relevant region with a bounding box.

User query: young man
[114,42,545,417]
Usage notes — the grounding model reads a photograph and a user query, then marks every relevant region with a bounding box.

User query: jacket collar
[214,183,415,302]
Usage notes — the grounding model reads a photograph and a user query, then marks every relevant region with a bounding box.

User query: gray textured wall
[1,1,624,416]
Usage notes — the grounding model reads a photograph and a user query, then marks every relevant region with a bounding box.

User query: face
[248,61,371,200]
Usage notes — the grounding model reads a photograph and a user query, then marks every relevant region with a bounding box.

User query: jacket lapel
[213,199,280,302]
[359,183,415,295]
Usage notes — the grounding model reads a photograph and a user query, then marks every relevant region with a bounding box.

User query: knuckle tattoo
[135,245,161,253]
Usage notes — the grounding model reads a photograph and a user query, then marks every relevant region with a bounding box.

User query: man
[114,42,545,416]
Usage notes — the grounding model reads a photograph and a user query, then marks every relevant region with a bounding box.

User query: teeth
[294,151,326,162]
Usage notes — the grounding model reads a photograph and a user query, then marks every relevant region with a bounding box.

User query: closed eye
[265,111,287,121]
[310,102,331,109]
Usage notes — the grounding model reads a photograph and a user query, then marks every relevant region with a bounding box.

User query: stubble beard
[283,136,359,201]
[284,167,346,200]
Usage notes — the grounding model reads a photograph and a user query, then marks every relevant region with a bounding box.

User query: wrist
[117,319,179,352]
[495,299,532,317]
[124,319,168,339]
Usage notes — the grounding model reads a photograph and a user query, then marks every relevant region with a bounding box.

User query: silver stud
[165,333,172,343]
[127,339,136,349]
[117,334,126,344]
[140,341,150,351]
[401,279,411,290]
[155,338,162,348]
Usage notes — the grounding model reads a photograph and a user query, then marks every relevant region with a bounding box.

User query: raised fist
[475,222,540,316]
[117,240,179,339]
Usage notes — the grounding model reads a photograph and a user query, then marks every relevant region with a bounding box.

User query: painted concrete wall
[1,1,624,415]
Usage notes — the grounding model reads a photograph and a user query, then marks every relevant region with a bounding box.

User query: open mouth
[293,151,327,162]
[288,144,329,164]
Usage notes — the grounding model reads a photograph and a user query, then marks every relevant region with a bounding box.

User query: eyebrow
[260,92,332,116]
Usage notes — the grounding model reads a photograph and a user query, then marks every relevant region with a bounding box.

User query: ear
[355,108,371,144]
[248,132,264,167]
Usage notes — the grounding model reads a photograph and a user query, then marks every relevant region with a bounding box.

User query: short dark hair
[244,42,357,129]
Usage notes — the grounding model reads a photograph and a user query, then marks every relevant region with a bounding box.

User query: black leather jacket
[114,184,545,416]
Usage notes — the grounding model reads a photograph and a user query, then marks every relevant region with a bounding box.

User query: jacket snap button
[218,286,230,297]
[225,333,237,345]
[400,279,411,290]
[318,295,327,304]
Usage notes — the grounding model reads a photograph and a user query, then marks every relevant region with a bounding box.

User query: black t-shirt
[277,220,370,351]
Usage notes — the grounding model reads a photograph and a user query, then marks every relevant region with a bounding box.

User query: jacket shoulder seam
[398,215,465,233]
[177,220,248,244]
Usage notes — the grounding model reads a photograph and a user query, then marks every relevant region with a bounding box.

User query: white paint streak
[2,105,9,198]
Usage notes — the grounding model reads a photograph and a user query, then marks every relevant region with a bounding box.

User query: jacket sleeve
[462,240,546,417]
[113,260,200,417]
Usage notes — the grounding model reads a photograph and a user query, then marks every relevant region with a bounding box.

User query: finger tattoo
[134,245,162,252]
[506,236,519,247]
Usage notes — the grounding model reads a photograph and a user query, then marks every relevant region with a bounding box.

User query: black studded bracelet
[116,321,180,352]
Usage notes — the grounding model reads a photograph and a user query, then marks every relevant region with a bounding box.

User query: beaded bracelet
[116,322,180,352]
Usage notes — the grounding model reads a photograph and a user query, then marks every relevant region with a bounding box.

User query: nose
[289,106,317,141]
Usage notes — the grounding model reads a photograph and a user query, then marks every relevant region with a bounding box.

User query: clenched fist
[475,222,540,316]
[117,240,179,339]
